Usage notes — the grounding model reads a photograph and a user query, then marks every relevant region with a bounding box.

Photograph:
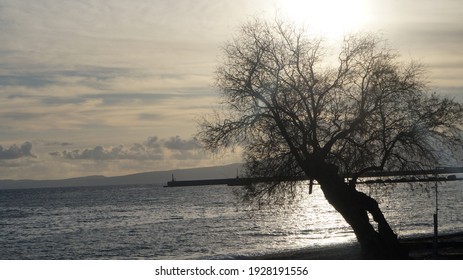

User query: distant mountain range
[0,163,243,190]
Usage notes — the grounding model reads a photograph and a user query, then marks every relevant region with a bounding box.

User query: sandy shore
[250,232,463,260]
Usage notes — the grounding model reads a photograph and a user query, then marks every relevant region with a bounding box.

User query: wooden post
[433,178,438,258]
[433,213,438,258]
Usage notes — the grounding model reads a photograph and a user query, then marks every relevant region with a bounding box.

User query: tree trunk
[308,162,409,259]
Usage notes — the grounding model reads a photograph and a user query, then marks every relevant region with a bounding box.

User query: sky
[1,0,462,180]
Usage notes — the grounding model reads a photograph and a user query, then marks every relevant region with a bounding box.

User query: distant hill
[0,163,243,190]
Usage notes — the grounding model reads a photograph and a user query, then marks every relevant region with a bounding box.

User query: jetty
[164,167,463,187]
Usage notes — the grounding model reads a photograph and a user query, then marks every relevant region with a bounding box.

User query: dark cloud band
[0,142,36,160]
[49,136,204,161]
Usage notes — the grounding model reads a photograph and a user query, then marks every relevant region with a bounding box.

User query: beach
[253,232,463,260]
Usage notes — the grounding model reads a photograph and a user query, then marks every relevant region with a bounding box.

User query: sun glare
[276,0,369,38]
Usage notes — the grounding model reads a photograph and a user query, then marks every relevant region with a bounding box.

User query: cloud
[6,91,199,107]
[81,93,176,106]
[0,112,48,121]
[170,150,207,161]
[138,113,163,121]
[52,144,163,161]
[164,136,201,151]
[144,136,162,149]
[49,136,206,161]
[0,75,55,88]
[0,0,225,145]
[0,142,36,160]
[49,136,165,161]
[0,66,134,96]
[163,136,207,161]
[41,141,73,147]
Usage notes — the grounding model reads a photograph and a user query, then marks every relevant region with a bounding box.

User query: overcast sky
[1,0,462,180]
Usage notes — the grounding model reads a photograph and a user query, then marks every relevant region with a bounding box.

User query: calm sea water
[1,180,462,259]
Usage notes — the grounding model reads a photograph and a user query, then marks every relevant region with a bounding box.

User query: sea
[1,180,462,259]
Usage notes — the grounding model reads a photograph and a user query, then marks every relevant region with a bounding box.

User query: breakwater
[164,167,463,187]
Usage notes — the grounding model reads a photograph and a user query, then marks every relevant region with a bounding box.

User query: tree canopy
[200,18,462,185]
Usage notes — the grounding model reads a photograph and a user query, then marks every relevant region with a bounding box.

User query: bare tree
[198,18,463,259]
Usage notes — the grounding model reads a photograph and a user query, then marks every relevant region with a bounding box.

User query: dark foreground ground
[252,232,463,260]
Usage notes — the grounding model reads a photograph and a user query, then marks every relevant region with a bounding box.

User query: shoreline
[248,232,463,260]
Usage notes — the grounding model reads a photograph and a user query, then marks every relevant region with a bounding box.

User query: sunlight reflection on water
[0,180,462,259]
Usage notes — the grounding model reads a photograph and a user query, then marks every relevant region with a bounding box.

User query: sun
[276,0,369,38]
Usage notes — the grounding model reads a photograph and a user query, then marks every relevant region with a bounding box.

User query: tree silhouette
[198,18,463,259]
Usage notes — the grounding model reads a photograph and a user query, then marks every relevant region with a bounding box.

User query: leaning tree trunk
[308,162,409,259]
